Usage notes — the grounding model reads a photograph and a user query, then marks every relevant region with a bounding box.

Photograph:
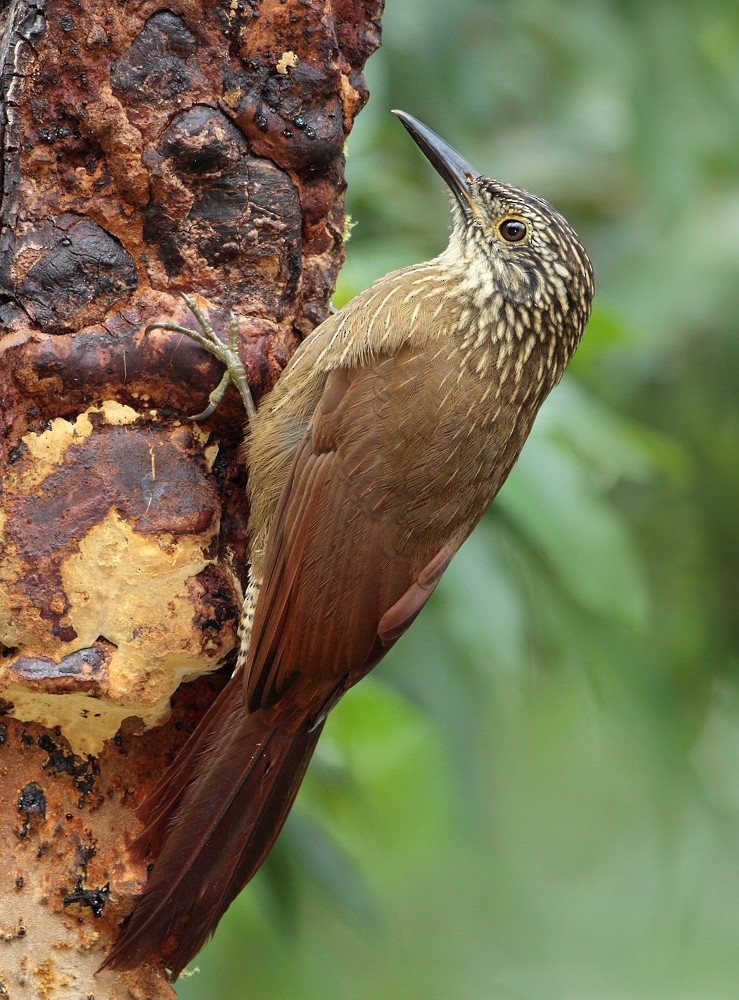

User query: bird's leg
[146,293,257,423]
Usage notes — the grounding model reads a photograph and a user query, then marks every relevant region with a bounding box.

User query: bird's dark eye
[497,217,528,243]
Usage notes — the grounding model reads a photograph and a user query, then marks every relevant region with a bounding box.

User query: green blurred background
[180,1,739,996]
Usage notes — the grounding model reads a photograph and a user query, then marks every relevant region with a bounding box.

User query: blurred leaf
[539,379,692,487]
[262,815,382,933]
[305,680,456,864]
[496,436,649,626]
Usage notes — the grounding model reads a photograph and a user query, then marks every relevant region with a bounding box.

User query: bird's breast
[325,337,547,561]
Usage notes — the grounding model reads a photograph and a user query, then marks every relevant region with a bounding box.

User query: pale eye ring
[497,217,528,243]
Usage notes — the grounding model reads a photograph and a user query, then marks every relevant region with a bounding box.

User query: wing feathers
[244,347,485,712]
[378,543,456,644]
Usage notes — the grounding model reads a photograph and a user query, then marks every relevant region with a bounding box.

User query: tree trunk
[0,0,382,994]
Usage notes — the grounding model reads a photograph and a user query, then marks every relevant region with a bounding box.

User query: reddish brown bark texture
[0,0,382,994]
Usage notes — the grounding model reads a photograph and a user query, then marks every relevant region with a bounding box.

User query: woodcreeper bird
[104,111,594,976]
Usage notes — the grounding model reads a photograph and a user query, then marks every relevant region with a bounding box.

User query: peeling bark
[0,0,382,993]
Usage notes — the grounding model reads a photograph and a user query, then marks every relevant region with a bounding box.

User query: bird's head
[393,110,594,348]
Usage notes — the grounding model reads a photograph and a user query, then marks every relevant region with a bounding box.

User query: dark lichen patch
[38,733,100,808]
[17,781,47,837]
[63,878,109,917]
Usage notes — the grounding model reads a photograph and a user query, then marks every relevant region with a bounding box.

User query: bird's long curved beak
[392,110,479,212]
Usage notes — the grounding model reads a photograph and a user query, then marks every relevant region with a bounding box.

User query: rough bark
[0,0,382,994]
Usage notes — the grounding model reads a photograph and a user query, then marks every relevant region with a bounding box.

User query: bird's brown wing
[244,344,476,715]
[105,340,508,976]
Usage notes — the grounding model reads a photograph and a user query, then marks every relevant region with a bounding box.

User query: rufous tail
[102,678,323,978]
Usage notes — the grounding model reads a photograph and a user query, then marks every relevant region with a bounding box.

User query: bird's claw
[145,293,257,422]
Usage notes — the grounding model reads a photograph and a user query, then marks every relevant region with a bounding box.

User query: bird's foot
[146,293,257,422]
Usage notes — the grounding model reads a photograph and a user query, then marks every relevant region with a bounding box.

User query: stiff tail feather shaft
[102,680,324,977]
